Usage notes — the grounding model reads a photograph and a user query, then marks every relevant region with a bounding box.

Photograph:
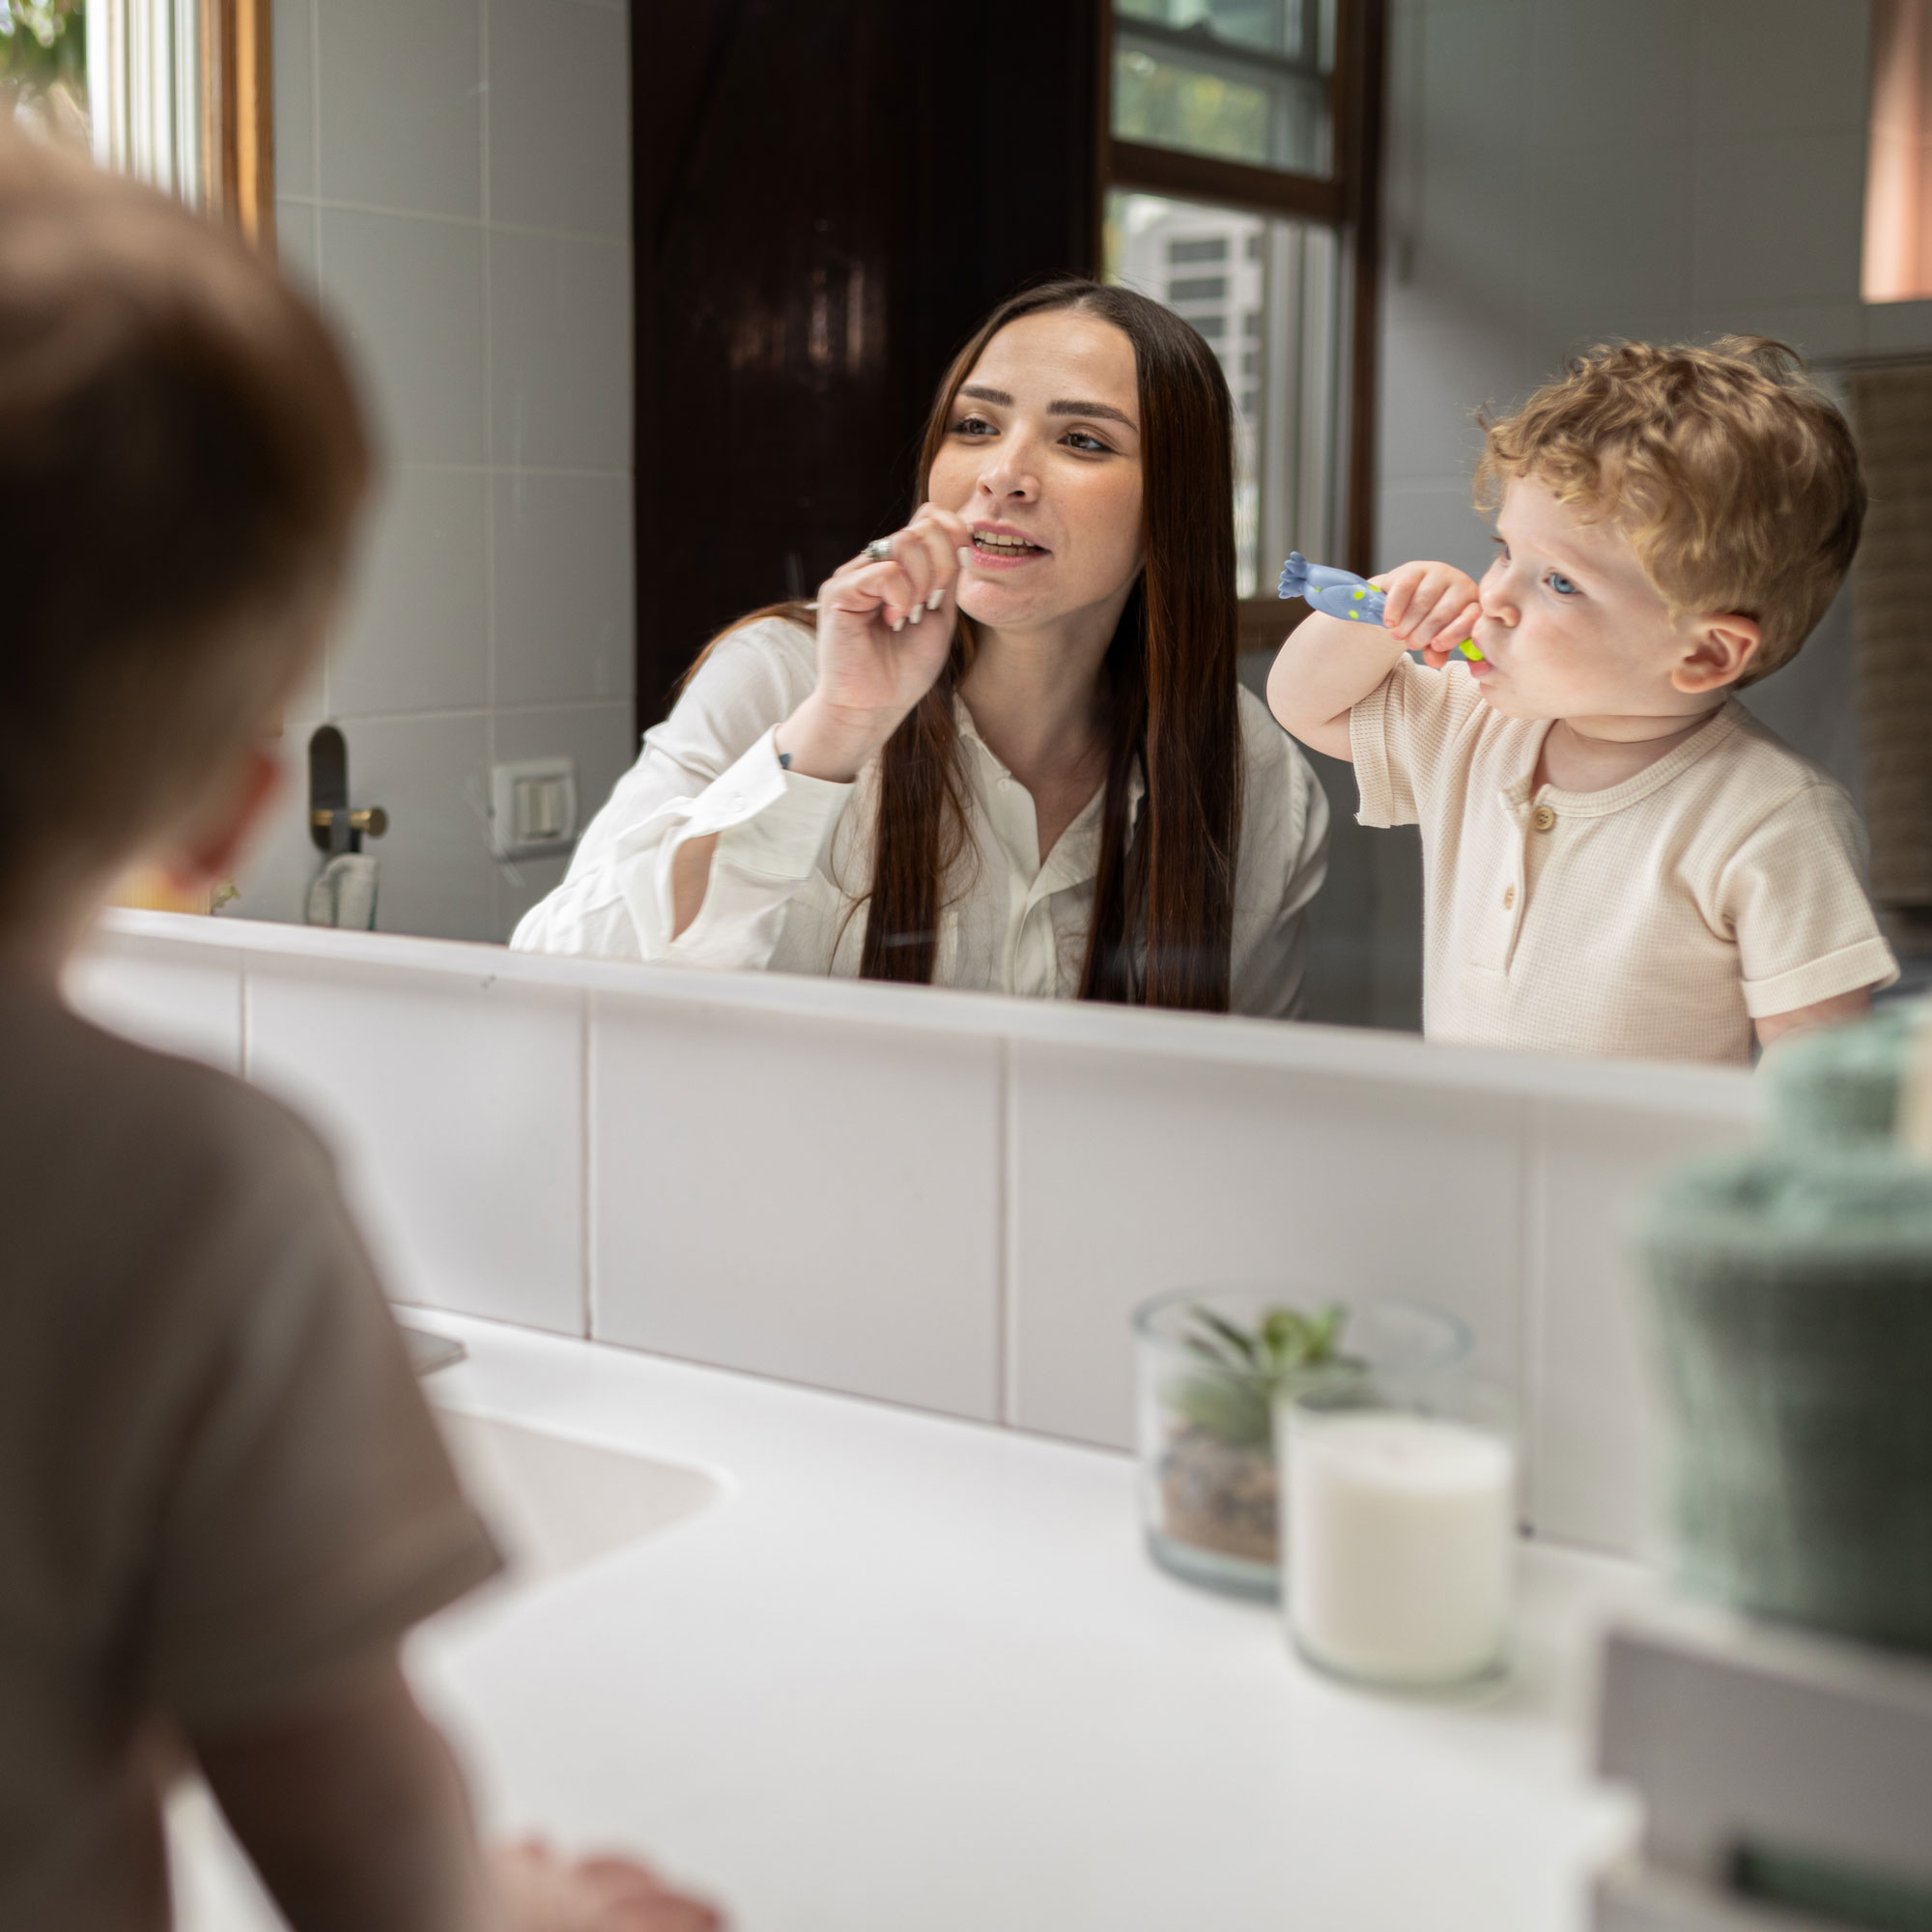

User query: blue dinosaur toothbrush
[1277,553,1484,660]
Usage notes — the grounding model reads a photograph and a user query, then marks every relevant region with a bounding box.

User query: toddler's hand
[494,1839,724,1932]
[1377,560,1483,668]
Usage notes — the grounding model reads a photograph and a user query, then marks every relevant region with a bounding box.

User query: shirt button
[1503,885,1516,909]
[1532,804,1556,832]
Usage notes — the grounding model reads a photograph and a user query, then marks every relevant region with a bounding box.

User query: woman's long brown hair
[694,279,1244,1010]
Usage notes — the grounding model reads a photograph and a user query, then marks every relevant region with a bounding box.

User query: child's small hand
[1377,560,1483,668]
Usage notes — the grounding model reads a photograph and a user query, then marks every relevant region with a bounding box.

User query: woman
[514,279,1328,1016]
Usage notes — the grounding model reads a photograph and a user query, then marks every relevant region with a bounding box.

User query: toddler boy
[0,141,715,1929]
[1267,337,1896,1064]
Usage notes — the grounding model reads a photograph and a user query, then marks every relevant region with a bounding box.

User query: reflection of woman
[514,280,1328,1015]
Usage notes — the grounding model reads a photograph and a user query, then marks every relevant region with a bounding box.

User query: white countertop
[335,1310,1643,1932]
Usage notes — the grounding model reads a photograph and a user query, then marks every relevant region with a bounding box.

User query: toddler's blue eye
[1548,572,1577,596]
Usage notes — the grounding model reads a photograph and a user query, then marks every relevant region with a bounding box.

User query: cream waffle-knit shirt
[1351,658,1898,1065]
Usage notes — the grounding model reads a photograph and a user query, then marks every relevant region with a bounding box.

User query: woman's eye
[952,415,996,438]
[1547,571,1577,596]
[1063,430,1109,453]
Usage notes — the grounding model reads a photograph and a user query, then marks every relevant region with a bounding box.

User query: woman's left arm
[1230,711,1332,1020]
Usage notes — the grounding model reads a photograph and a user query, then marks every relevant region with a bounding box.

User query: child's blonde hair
[1474,337,1863,688]
[0,136,370,919]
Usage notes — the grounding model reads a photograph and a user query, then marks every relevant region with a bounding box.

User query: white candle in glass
[1285,1410,1515,1686]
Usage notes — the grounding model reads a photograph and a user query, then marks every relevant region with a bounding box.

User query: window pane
[1106,188,1346,598]
[0,0,87,147]
[1113,0,1331,176]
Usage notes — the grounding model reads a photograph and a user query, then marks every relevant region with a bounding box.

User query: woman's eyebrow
[958,384,1012,406]
[1050,398,1135,429]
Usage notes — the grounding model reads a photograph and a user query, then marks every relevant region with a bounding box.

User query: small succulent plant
[1166,1302,1356,1449]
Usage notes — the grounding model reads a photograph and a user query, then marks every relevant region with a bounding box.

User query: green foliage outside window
[0,0,88,148]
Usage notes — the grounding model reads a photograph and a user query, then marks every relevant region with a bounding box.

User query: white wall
[234,0,638,944]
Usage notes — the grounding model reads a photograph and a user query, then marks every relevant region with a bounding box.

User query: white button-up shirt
[512,618,1330,1016]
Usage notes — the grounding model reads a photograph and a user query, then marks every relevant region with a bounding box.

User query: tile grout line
[582,990,598,1341]
[1519,1094,1548,1539]
[478,0,501,935]
[998,1037,1021,1428]
[308,0,328,723]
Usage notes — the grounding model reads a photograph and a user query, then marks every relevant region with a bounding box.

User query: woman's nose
[978,438,1039,501]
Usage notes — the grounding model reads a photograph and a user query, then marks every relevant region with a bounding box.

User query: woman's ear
[1671,613,1762,694]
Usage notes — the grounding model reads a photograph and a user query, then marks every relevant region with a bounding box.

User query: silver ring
[864,536,895,562]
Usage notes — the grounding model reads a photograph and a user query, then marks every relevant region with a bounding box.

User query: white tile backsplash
[486,0,630,238]
[330,466,490,718]
[76,917,1764,1550]
[1008,1038,1526,1451]
[331,710,498,942]
[492,472,634,705]
[317,0,482,219]
[589,998,1004,1422]
[1691,0,1872,139]
[319,209,487,468]
[243,0,636,946]
[488,228,632,471]
[272,0,315,200]
[245,954,586,1332]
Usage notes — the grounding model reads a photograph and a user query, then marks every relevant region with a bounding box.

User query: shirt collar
[1498,700,1746,820]
[952,696,1143,890]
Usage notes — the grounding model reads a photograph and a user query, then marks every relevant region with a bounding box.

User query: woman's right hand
[776,503,975,782]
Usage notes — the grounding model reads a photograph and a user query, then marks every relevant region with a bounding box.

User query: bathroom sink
[166,1407,723,1932]
[432,1406,723,1590]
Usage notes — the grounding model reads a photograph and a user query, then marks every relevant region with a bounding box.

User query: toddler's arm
[1755,985,1875,1053]
[197,1654,722,1932]
[1265,560,1482,761]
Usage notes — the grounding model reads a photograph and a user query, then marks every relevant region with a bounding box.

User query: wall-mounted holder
[308,724,389,854]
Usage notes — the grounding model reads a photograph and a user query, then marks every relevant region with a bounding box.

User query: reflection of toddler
[1267,338,1896,1065]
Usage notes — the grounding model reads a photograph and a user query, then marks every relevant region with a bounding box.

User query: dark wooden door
[632,2,1101,729]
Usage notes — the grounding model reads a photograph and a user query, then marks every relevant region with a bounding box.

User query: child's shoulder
[4,984,340,1288]
[1701,701,1857,818]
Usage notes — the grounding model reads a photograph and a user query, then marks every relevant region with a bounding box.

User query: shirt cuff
[677,726,853,881]
[1743,935,1902,1019]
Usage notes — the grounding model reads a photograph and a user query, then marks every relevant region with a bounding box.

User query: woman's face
[926,309,1145,635]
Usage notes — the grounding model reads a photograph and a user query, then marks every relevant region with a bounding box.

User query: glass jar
[1133,1289,1468,1600]
[1279,1368,1516,1690]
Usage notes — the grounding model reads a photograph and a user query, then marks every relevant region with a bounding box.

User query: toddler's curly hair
[1474,337,1863,687]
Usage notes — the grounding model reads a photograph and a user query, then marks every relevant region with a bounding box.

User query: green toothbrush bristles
[1458,639,1484,661]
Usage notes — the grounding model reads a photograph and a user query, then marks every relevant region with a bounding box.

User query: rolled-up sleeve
[511,619,854,970]
[1724,781,1899,1017]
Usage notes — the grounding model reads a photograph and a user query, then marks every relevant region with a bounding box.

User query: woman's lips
[968,529,1050,570]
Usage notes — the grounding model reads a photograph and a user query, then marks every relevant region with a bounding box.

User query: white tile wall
[72,917,1765,1553]
[1008,1038,1526,1450]
[244,952,587,1333]
[588,999,1005,1423]
[240,0,635,948]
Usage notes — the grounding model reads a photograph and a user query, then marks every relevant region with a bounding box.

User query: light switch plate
[490,758,579,858]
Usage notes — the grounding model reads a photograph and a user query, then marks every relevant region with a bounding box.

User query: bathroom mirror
[51,0,1931,1052]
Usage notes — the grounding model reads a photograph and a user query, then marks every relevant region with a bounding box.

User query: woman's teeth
[973,532,1042,554]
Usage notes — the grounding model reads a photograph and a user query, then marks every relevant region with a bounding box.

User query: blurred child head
[0,135,370,931]
[1464,338,1863,724]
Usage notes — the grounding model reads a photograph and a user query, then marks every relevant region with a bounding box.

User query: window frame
[1097,0,1387,597]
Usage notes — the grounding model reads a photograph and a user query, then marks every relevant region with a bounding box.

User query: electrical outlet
[490,758,579,858]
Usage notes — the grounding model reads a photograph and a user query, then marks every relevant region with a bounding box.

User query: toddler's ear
[1672,614,1761,694]
[158,746,284,893]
